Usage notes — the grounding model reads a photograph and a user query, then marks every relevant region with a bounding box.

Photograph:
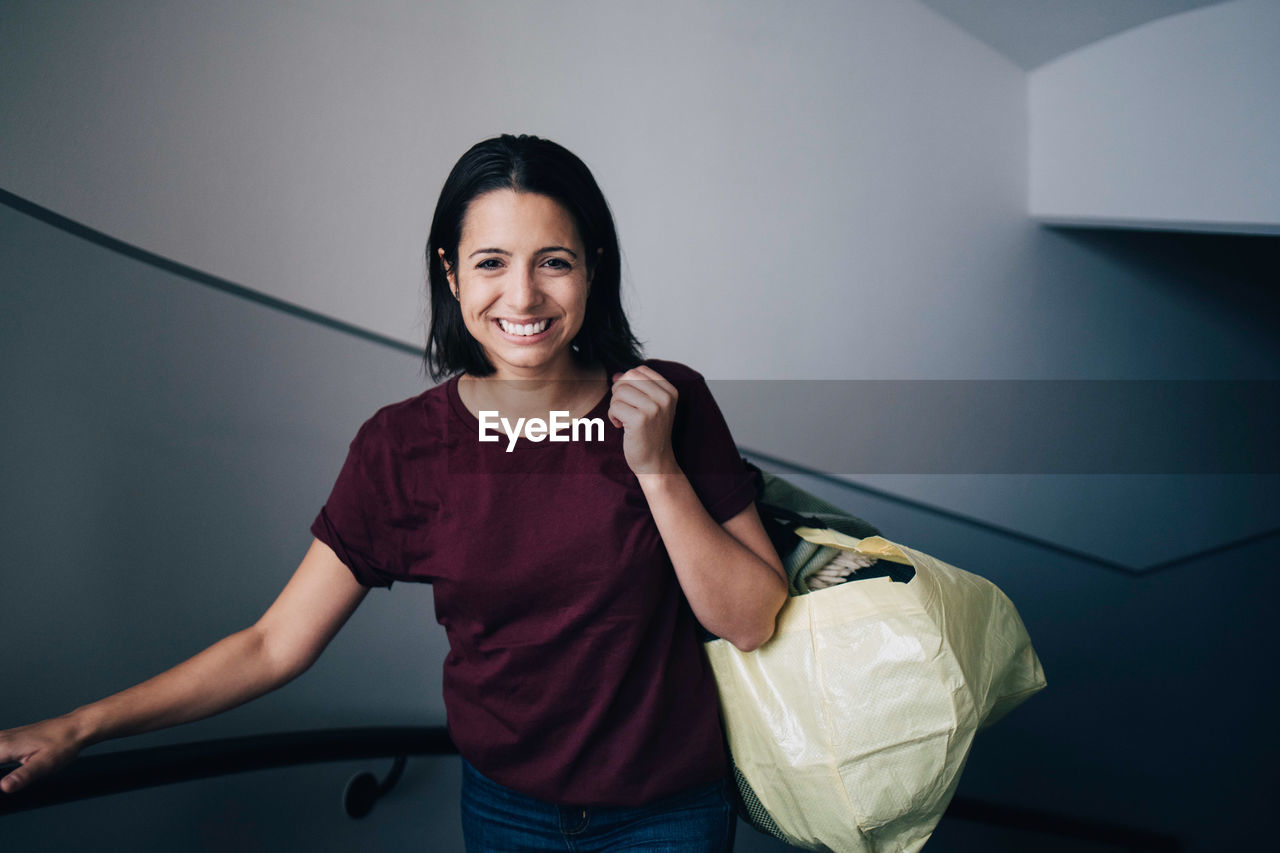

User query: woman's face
[443,190,595,380]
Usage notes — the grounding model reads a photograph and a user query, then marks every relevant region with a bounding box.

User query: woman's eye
[543,257,571,270]
[476,258,503,270]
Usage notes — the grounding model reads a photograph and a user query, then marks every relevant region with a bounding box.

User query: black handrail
[0,726,1181,850]
[0,726,453,816]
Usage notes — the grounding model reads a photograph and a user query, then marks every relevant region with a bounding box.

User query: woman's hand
[608,366,680,476]
[0,714,85,794]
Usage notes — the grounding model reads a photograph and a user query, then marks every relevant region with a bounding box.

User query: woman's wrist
[634,455,684,486]
[62,704,105,749]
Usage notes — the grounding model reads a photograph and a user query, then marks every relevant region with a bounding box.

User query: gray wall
[0,0,1028,378]
[4,0,1277,550]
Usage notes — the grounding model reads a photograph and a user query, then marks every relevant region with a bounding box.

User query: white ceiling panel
[920,0,1233,68]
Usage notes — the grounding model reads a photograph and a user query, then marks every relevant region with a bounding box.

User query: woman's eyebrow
[465,246,578,258]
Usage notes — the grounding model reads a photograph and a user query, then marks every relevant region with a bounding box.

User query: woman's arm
[638,478,786,650]
[609,366,787,652]
[0,538,368,794]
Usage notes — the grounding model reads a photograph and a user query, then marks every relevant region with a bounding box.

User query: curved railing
[0,726,1180,850]
[0,727,452,819]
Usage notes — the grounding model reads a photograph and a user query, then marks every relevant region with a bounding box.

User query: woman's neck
[457,363,609,423]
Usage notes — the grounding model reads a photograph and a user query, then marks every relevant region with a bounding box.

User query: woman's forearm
[68,624,298,747]
[2,540,366,795]
[638,468,787,651]
[1,623,300,795]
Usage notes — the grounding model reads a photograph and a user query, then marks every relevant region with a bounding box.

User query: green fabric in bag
[753,466,882,596]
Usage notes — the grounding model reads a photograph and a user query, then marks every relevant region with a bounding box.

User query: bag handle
[793,529,914,566]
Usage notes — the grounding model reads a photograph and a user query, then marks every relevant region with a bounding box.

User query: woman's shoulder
[347,381,452,451]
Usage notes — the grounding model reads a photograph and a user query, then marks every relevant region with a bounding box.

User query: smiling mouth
[496,318,553,337]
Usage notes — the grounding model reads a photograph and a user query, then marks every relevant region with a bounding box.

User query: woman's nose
[505,265,541,309]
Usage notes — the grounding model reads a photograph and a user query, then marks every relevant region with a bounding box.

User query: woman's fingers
[608,370,675,429]
[0,720,81,794]
[610,382,663,417]
[2,756,69,795]
[0,736,38,794]
[1,759,34,794]
[611,367,677,407]
[607,395,651,431]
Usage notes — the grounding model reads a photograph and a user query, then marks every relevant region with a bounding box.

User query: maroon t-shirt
[310,359,757,806]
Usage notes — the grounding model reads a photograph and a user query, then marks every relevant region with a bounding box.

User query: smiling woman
[0,134,787,853]
[440,190,596,384]
[424,135,637,386]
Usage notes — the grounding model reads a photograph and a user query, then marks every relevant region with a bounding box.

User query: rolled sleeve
[658,362,759,524]
[310,424,401,588]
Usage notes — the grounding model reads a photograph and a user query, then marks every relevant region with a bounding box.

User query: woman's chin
[487,342,576,376]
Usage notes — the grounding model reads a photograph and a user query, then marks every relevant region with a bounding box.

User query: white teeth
[500,319,550,336]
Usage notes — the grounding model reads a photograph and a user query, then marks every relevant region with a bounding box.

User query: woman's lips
[494,317,555,343]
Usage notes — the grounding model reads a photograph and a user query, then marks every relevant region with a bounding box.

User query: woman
[0,134,787,851]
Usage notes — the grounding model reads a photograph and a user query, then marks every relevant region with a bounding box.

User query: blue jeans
[459,759,736,852]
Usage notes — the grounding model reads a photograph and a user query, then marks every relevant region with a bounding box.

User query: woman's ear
[437,248,459,299]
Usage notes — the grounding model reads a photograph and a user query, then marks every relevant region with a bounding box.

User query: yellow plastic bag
[705,535,1045,852]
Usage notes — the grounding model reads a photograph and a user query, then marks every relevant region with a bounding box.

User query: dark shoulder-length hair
[424,134,643,381]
